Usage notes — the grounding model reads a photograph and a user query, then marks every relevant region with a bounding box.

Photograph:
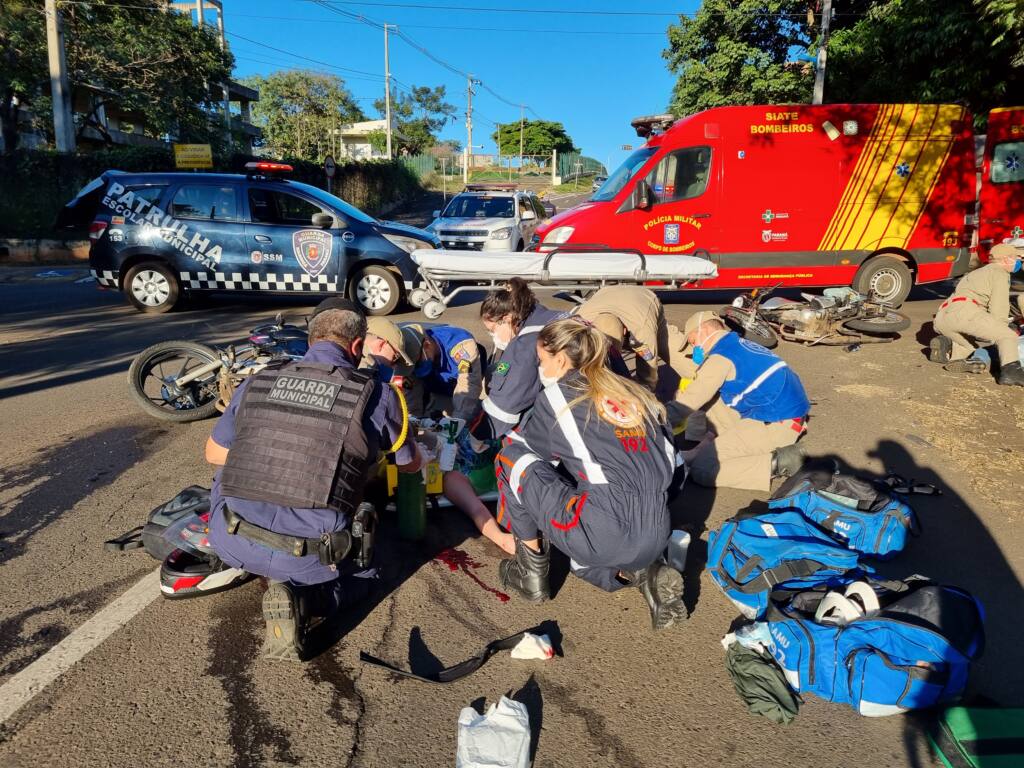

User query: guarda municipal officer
[204,298,421,661]
[930,242,1024,386]
[495,319,687,631]
[671,311,810,493]
[478,277,564,437]
[576,285,674,394]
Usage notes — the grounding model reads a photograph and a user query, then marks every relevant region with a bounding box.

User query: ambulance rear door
[979,107,1024,259]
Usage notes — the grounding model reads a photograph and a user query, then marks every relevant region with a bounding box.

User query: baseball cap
[682,310,721,347]
[366,318,424,365]
[311,297,363,319]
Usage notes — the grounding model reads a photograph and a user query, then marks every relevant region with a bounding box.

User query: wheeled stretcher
[408,246,718,318]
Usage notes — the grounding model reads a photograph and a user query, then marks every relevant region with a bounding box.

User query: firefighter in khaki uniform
[576,285,673,393]
[671,311,810,493]
[930,242,1024,386]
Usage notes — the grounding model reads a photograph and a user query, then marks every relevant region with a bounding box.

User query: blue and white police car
[60,162,439,315]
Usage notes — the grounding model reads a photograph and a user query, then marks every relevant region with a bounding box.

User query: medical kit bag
[768,467,919,558]
[927,705,1024,768]
[706,509,870,620]
[764,577,985,717]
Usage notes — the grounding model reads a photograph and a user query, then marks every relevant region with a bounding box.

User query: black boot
[499,538,550,603]
[631,560,687,631]
[262,580,307,661]
[997,360,1024,386]
[929,335,952,364]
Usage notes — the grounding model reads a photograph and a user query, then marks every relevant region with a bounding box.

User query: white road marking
[0,569,160,725]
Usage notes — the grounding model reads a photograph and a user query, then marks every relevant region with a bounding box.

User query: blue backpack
[769,468,919,558]
[707,510,870,620]
[764,577,985,717]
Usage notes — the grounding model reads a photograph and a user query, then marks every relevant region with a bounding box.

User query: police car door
[620,145,720,259]
[166,182,247,283]
[245,186,340,293]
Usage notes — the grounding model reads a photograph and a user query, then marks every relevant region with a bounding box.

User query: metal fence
[557,152,607,182]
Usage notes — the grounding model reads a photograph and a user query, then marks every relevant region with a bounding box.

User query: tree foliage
[243,70,364,162]
[0,0,233,152]
[491,119,575,156]
[374,84,456,154]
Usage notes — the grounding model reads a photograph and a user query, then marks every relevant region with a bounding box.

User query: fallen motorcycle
[127,314,308,423]
[721,285,911,348]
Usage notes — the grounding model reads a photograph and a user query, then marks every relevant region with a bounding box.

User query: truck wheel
[853,256,912,306]
[349,265,401,315]
[124,261,180,313]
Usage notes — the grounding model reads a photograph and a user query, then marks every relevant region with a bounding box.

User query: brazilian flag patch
[495,361,510,376]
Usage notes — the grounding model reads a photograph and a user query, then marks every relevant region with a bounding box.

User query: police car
[425,184,548,252]
[60,162,440,315]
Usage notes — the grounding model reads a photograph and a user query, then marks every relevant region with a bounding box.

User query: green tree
[0,0,232,152]
[244,70,364,161]
[374,84,456,154]
[491,120,575,156]
[663,0,817,116]
[975,0,1024,68]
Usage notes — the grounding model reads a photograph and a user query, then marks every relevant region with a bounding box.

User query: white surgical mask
[491,331,508,351]
[537,365,560,387]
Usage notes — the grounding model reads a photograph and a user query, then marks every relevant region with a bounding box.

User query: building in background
[335,119,404,160]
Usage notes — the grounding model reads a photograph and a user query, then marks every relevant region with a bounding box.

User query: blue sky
[220,0,700,171]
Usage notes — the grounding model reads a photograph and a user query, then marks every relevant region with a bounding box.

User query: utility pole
[384,24,393,159]
[45,0,76,152]
[518,104,524,177]
[813,0,833,105]
[466,75,478,175]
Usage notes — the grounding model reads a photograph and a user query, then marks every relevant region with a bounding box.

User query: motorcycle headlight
[383,233,432,254]
[490,227,513,241]
[543,226,575,244]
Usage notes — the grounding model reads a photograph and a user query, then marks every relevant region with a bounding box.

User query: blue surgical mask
[692,346,706,366]
[1013,259,1022,273]
[413,359,433,378]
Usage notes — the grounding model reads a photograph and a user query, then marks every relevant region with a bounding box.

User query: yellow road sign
[173,144,213,169]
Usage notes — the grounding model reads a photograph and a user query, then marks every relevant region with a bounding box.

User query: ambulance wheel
[423,299,446,320]
[853,256,912,306]
[124,261,179,313]
[408,287,430,309]
[350,265,401,315]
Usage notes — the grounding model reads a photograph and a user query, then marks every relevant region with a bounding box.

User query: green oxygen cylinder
[396,468,426,540]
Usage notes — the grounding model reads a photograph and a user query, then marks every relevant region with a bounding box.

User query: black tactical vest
[219,361,376,515]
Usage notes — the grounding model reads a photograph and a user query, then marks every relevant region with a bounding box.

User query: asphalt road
[1,257,1022,768]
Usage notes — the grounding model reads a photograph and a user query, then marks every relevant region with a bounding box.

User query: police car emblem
[597,397,643,428]
[292,230,333,276]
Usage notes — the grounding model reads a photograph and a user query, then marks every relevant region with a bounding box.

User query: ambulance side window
[644,146,712,204]
[990,141,1024,184]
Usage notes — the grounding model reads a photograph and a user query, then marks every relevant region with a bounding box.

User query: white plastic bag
[456,696,531,768]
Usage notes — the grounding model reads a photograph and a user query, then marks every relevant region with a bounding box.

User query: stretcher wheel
[422,299,446,320]
[408,288,429,309]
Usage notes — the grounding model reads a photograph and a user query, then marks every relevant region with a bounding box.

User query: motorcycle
[720,284,912,348]
[127,314,309,423]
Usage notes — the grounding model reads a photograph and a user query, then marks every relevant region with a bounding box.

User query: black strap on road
[359,628,543,684]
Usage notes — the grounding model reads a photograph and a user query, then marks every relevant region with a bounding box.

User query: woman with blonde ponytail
[495,319,687,630]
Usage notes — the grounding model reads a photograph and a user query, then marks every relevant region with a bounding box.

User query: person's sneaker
[997,361,1024,387]
[943,358,988,374]
[771,444,806,479]
[929,335,953,364]
[262,581,304,661]
[633,561,687,631]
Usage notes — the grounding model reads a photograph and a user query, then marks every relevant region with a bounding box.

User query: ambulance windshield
[591,147,656,202]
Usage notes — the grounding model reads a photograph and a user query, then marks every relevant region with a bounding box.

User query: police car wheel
[125,262,179,313]
[853,256,912,307]
[349,265,401,316]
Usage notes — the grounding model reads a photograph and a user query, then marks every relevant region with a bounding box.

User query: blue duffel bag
[707,510,870,620]
[768,468,919,558]
[764,577,985,717]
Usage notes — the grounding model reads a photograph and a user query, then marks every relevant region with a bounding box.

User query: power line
[307,1,862,18]
[224,30,383,79]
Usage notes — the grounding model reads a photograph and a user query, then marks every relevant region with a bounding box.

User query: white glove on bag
[456,696,531,768]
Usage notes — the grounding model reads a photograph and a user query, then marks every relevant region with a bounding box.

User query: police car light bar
[465,183,517,191]
[245,162,293,174]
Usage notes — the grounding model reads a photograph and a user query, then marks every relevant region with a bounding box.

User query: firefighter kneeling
[495,319,687,631]
[204,299,421,661]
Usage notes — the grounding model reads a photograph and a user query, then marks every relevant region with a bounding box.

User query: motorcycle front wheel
[128,340,222,423]
[842,310,911,335]
[720,306,780,349]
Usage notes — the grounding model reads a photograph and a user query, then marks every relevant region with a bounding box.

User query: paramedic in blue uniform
[672,311,810,493]
[495,318,687,631]
[478,277,564,438]
[363,318,515,555]
[204,298,421,661]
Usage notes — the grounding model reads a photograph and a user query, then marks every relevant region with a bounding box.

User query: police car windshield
[591,147,657,202]
[286,181,376,224]
[441,195,515,219]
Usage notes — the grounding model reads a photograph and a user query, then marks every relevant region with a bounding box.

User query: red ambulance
[536,104,1024,304]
